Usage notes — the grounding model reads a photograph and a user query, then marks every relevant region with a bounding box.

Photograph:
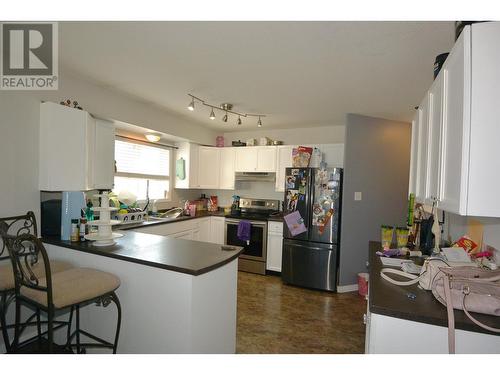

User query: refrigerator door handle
[285,242,333,251]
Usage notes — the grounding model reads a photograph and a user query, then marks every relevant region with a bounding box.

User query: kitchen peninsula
[42,231,243,354]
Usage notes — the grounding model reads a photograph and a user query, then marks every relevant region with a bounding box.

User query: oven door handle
[225,219,267,227]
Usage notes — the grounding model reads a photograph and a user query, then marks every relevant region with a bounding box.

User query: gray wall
[339,114,411,286]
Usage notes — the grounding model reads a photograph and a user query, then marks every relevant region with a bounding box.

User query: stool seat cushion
[20,268,120,309]
[0,260,73,292]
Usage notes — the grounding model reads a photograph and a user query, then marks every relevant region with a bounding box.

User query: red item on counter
[452,236,478,254]
[208,196,218,212]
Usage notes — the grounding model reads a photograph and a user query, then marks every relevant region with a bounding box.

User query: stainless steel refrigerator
[281,167,343,291]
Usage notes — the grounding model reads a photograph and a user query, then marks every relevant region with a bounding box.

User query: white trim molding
[337,284,359,293]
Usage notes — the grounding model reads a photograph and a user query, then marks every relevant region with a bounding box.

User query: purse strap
[462,295,500,333]
[442,273,456,354]
[380,268,421,286]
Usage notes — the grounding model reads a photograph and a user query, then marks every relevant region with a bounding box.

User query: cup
[381,225,394,250]
[396,227,409,249]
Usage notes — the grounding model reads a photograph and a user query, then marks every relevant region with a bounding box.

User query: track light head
[237,116,242,125]
[222,112,228,123]
[209,108,216,120]
[188,98,195,111]
[257,117,262,127]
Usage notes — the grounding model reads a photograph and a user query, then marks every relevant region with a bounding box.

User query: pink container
[189,204,197,217]
[358,273,369,297]
[216,136,224,147]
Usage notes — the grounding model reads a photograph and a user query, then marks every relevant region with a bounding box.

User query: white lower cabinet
[132,216,225,244]
[266,221,284,272]
[210,217,225,244]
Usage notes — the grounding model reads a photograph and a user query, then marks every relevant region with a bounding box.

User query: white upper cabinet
[235,146,277,172]
[93,119,115,190]
[256,146,277,172]
[410,22,500,216]
[198,146,220,189]
[275,146,294,192]
[39,102,114,191]
[219,147,236,190]
[415,95,429,201]
[175,142,199,189]
[408,110,419,196]
[425,74,444,205]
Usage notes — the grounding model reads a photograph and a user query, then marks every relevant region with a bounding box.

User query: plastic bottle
[80,218,87,242]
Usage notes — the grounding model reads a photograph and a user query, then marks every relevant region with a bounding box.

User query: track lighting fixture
[186,94,267,127]
[187,97,195,111]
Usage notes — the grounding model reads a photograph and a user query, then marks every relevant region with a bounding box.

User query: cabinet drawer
[268,221,283,233]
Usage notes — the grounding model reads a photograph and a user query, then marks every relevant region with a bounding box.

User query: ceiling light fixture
[186,94,267,127]
[187,97,195,111]
[145,133,161,142]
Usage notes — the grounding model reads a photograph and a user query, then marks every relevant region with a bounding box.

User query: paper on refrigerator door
[284,210,307,236]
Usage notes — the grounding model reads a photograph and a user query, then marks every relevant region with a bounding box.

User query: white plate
[91,207,118,212]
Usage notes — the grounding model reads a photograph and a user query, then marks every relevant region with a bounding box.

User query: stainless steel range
[224,198,280,275]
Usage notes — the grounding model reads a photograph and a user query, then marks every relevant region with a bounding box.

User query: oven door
[225,219,267,262]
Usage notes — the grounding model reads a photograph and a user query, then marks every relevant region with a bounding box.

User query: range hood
[235,172,276,182]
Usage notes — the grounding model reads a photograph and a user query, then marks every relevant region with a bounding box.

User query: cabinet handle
[363,313,367,325]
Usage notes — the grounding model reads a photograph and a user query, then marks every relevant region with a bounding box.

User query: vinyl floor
[236,271,367,354]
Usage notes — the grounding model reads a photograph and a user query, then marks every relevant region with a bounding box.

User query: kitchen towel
[237,220,251,242]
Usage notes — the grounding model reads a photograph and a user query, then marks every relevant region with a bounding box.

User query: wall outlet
[354,192,362,201]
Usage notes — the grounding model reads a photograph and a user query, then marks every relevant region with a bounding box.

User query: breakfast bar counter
[42,233,243,354]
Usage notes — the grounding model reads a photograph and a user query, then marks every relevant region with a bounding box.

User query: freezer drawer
[281,239,339,292]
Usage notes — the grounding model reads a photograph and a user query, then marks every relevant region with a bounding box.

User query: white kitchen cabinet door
[425,74,444,205]
[438,27,470,215]
[219,148,236,190]
[175,142,200,189]
[93,119,115,190]
[235,147,258,172]
[266,221,283,272]
[275,146,294,192]
[415,96,429,202]
[256,146,277,172]
[196,218,211,242]
[408,110,420,195]
[210,217,225,244]
[198,146,220,189]
[39,102,95,191]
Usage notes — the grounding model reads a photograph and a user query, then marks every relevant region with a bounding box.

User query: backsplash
[200,180,284,209]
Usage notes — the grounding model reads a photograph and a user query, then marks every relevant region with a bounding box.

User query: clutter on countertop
[231,140,246,147]
[216,136,224,147]
[208,196,218,212]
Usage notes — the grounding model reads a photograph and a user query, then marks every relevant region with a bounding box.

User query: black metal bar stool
[0,212,73,353]
[4,233,122,354]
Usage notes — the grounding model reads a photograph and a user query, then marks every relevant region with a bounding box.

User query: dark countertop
[42,232,243,276]
[368,241,500,336]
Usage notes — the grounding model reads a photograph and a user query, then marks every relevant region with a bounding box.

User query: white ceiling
[59,21,455,131]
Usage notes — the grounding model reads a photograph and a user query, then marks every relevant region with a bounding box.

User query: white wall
[201,180,283,208]
[222,125,345,146]
[0,93,41,220]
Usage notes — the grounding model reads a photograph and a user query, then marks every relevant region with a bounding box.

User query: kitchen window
[113,139,171,201]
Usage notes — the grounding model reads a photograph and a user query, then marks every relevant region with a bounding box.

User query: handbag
[380,257,449,291]
[432,266,500,353]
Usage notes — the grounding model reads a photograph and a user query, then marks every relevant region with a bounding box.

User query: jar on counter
[70,219,80,242]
